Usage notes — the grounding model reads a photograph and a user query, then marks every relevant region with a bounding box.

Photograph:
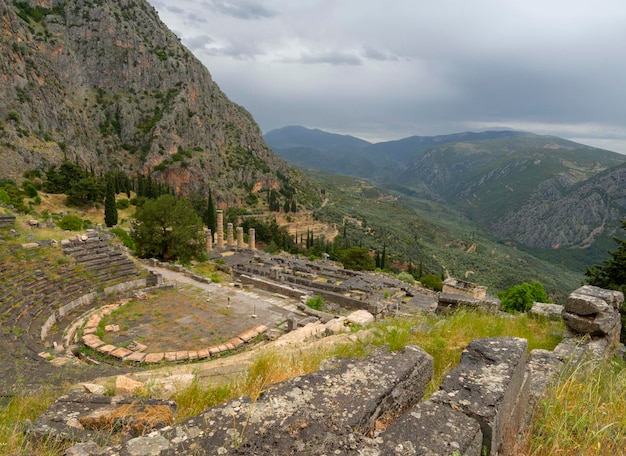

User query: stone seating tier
[0,238,142,363]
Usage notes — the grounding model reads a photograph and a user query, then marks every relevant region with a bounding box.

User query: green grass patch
[523,357,626,455]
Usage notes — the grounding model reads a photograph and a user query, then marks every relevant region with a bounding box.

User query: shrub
[305,295,324,311]
[396,271,415,285]
[116,199,130,210]
[109,228,135,250]
[498,280,549,313]
[420,274,443,291]
[22,183,38,198]
[58,215,84,231]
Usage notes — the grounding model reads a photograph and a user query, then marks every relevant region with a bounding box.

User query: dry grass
[0,386,71,456]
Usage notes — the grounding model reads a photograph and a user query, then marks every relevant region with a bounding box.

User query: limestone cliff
[0,0,315,203]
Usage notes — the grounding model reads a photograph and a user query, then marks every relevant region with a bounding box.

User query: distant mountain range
[265,126,626,251]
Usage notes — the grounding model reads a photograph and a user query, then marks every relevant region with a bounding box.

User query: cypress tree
[104,178,118,227]
[381,244,387,270]
[205,189,217,240]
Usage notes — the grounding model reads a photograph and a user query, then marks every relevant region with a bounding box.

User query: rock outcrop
[562,285,623,346]
[0,0,314,203]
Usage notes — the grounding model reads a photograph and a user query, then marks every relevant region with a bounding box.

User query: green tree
[585,221,626,342]
[204,188,217,240]
[44,161,86,194]
[498,280,549,313]
[131,194,206,264]
[66,177,104,206]
[104,178,118,227]
[420,274,443,292]
[585,221,626,294]
[337,246,375,271]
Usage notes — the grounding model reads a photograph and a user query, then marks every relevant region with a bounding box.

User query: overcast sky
[148,0,626,153]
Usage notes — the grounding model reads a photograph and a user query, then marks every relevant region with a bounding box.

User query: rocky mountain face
[0,0,314,204]
[267,126,626,250]
[400,135,626,248]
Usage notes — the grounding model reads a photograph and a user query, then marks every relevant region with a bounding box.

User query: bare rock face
[0,0,314,203]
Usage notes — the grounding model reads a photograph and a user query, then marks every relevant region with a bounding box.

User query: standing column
[226,223,234,249]
[249,228,256,251]
[216,210,224,250]
[205,229,212,253]
[236,227,244,250]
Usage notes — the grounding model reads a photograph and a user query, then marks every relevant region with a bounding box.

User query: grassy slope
[311,171,583,302]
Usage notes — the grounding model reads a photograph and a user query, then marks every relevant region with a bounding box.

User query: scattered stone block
[144,353,164,364]
[115,375,144,396]
[228,337,244,349]
[325,317,349,334]
[164,352,177,362]
[110,347,133,359]
[566,292,610,315]
[124,352,147,363]
[104,324,120,332]
[197,348,210,359]
[530,302,563,320]
[127,341,147,352]
[347,309,375,326]
[96,344,116,355]
[562,311,620,337]
[175,351,189,361]
[81,383,107,395]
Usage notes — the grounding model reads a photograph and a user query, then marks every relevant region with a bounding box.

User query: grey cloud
[209,0,277,20]
[363,47,399,62]
[147,0,626,153]
[183,35,215,53]
[284,52,363,66]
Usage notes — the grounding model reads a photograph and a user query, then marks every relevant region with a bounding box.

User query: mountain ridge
[0,0,317,206]
[265,125,626,252]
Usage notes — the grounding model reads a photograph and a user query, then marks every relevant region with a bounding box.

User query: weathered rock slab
[100,345,433,455]
[29,392,177,444]
[530,302,564,320]
[562,310,620,337]
[431,337,528,455]
[380,400,483,455]
[565,292,610,315]
[570,285,624,311]
[346,309,375,326]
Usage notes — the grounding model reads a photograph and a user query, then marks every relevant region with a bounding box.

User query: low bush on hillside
[498,280,550,313]
[58,214,89,231]
[305,295,324,311]
[109,228,135,250]
[419,274,443,291]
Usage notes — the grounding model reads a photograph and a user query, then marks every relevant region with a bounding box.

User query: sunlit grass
[371,309,563,395]
[521,357,626,455]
